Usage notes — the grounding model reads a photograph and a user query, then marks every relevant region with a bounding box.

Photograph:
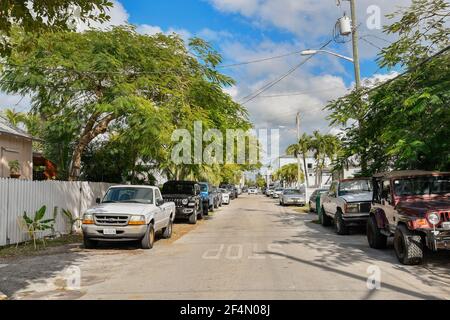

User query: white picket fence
[0,178,113,246]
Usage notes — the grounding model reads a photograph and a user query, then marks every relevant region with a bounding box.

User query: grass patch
[0,234,82,259]
[293,206,311,214]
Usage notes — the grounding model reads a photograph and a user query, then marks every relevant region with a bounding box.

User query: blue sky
[1,0,409,156]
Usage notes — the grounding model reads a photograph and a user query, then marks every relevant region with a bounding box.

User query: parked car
[161,180,203,224]
[367,170,450,265]
[220,188,231,205]
[272,187,284,199]
[280,188,306,206]
[236,186,242,195]
[199,182,215,213]
[248,187,258,195]
[82,185,175,249]
[309,188,329,213]
[320,178,373,235]
[242,186,248,193]
[212,186,222,208]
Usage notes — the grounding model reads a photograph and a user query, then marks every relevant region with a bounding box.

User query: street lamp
[300,49,354,63]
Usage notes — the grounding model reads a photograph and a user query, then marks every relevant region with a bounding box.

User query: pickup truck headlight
[346,204,359,214]
[82,214,94,225]
[182,198,189,205]
[427,212,440,226]
[129,215,146,225]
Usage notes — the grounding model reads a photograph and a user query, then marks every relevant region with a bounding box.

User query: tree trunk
[302,154,309,187]
[68,113,115,181]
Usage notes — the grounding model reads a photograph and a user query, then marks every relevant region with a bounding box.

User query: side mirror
[156,198,164,206]
[96,197,101,204]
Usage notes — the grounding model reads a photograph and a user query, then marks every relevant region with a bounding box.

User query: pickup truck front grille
[440,212,450,222]
[95,214,129,226]
[359,202,371,213]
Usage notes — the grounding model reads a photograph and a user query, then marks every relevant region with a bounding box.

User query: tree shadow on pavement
[270,210,450,294]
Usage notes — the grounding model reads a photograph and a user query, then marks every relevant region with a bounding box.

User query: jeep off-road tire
[83,238,97,249]
[367,216,387,249]
[162,220,173,239]
[394,225,423,265]
[320,206,333,226]
[334,210,350,235]
[189,210,198,224]
[141,223,155,249]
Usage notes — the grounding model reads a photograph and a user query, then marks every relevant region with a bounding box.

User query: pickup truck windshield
[103,187,154,204]
[339,180,372,195]
[162,183,195,195]
[394,176,450,196]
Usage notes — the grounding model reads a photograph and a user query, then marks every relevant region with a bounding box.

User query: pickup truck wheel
[367,216,387,249]
[334,210,349,235]
[189,211,198,224]
[162,220,173,239]
[83,238,97,249]
[320,206,333,226]
[394,225,423,265]
[141,223,155,249]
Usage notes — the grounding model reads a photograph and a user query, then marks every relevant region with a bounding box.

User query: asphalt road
[1,194,450,300]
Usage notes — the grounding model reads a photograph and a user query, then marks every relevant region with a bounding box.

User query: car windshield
[162,183,195,195]
[339,180,372,195]
[200,184,208,192]
[103,187,153,204]
[283,189,302,195]
[275,188,283,191]
[394,176,450,196]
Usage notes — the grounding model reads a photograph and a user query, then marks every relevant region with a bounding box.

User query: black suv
[162,181,203,224]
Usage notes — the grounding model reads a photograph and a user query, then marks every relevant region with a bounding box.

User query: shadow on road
[270,210,450,295]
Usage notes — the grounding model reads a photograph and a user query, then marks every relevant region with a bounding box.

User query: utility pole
[350,0,361,90]
[296,113,308,201]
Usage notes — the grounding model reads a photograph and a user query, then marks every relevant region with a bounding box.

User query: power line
[239,39,333,105]
[217,50,305,69]
[256,86,348,98]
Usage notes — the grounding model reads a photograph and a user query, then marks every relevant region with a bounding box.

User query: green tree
[0,0,112,56]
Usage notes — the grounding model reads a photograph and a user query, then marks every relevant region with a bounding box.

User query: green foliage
[379,0,450,68]
[8,160,20,173]
[273,164,304,185]
[61,209,80,235]
[0,0,112,56]
[1,26,252,183]
[22,205,55,249]
[325,0,450,175]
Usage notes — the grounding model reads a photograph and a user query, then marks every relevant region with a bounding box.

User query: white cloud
[77,0,129,31]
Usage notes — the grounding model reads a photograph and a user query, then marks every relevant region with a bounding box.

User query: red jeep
[367,170,450,265]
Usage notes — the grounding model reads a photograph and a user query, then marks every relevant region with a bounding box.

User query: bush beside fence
[0,179,112,246]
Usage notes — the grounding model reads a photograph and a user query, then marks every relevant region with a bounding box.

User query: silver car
[280,189,306,206]
[272,188,284,199]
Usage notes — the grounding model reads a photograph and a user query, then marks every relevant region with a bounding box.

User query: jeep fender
[370,208,388,229]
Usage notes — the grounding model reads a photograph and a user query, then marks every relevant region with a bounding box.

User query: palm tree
[286,133,312,188]
[3,108,26,126]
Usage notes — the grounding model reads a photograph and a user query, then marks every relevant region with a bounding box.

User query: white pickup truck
[320,178,373,235]
[82,185,175,249]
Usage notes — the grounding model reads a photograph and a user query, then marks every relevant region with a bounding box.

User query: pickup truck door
[323,182,338,216]
[154,189,170,230]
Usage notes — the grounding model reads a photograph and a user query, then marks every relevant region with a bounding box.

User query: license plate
[442,222,450,230]
[103,229,117,235]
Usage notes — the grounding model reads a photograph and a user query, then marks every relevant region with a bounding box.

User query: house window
[307,163,313,169]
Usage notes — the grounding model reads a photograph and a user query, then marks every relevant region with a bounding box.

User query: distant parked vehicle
[280,189,305,206]
[199,182,215,213]
[220,188,231,205]
[320,178,373,235]
[82,185,175,249]
[272,188,284,199]
[248,187,258,195]
[212,186,222,208]
[161,181,203,224]
[368,170,450,265]
[309,188,329,213]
